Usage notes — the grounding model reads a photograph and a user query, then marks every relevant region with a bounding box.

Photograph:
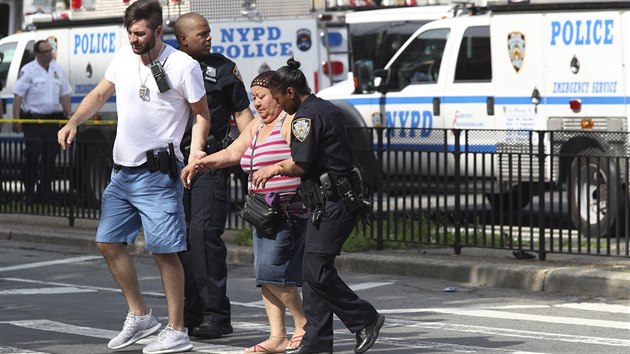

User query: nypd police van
[318,0,630,238]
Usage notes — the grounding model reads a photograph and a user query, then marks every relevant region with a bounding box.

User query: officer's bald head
[174,12,207,38]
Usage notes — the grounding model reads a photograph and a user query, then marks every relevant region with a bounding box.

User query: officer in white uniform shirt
[13,39,71,203]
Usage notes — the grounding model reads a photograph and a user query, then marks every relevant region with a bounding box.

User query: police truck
[318,0,630,238]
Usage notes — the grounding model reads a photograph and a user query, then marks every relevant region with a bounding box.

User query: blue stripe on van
[340,95,627,106]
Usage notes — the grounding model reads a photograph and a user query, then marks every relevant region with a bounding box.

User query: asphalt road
[1,239,629,354]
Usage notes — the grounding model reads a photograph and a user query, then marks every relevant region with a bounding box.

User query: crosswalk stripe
[0,287,97,295]
[2,320,249,353]
[0,346,48,354]
[554,302,630,314]
[0,256,101,272]
[386,318,630,347]
[379,307,630,329]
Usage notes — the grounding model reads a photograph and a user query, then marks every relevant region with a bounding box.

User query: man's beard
[133,35,156,55]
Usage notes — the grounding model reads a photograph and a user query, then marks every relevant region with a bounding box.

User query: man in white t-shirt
[57,1,210,353]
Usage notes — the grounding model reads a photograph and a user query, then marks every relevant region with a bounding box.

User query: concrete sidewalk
[1,213,629,299]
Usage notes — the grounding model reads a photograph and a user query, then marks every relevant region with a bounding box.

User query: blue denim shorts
[253,217,306,287]
[96,164,186,254]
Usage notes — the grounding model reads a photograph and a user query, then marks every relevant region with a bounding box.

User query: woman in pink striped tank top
[181,71,307,353]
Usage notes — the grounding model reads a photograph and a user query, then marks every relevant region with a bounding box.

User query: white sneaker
[142,324,193,354]
[108,309,161,349]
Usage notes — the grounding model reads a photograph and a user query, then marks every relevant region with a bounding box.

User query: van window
[387,28,449,91]
[350,21,431,70]
[454,26,491,82]
[0,41,17,91]
[20,41,36,69]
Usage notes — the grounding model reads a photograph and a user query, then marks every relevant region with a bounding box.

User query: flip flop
[287,335,304,350]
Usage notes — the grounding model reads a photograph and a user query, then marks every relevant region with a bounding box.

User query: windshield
[0,41,17,91]
[350,21,431,70]
[387,28,449,91]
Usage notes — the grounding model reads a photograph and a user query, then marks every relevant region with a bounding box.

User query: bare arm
[12,95,22,133]
[181,117,258,187]
[60,95,72,117]
[58,78,115,150]
[180,96,211,188]
[188,96,211,162]
[233,106,254,133]
[12,95,21,119]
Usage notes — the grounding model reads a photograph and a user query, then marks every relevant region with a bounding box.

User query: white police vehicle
[319,0,630,238]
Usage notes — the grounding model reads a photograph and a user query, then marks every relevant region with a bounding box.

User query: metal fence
[1,126,629,258]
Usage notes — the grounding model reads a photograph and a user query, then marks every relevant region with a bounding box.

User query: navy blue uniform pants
[301,201,379,351]
[179,167,231,326]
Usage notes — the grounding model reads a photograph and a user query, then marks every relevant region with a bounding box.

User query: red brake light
[570,99,581,113]
[323,61,344,76]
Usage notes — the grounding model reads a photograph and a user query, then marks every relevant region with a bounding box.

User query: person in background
[251,58,384,354]
[181,70,308,353]
[174,12,254,339]
[57,1,211,353]
[13,39,71,204]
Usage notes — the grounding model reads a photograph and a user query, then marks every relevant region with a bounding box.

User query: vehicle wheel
[568,150,622,238]
[485,182,533,212]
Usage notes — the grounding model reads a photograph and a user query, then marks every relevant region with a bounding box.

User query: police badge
[292,118,311,142]
[296,29,312,52]
[204,66,217,83]
[508,32,525,73]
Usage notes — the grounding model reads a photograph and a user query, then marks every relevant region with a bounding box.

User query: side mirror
[353,59,375,94]
[374,68,389,93]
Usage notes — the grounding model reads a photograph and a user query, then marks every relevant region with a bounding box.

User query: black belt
[25,111,65,119]
[113,162,148,171]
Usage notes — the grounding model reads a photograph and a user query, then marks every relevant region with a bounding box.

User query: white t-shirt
[13,60,71,115]
[104,44,205,166]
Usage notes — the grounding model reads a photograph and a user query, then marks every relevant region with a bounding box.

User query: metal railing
[1,126,629,258]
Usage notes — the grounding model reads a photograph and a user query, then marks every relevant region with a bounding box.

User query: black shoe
[184,319,202,334]
[355,313,385,354]
[283,344,332,354]
[191,321,233,339]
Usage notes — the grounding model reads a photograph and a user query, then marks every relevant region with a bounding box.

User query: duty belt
[113,162,148,171]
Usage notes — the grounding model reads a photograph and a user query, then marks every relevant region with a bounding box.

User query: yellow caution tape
[1,119,117,125]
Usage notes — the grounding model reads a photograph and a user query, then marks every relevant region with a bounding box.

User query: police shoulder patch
[233,65,243,83]
[292,118,311,142]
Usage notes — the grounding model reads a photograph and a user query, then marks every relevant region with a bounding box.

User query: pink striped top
[240,114,307,217]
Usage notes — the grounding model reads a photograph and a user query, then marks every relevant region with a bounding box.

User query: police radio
[150,60,171,93]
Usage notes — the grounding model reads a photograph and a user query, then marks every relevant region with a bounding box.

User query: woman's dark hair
[124,0,163,31]
[270,58,311,95]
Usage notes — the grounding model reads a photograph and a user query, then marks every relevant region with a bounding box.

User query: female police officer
[252,58,384,354]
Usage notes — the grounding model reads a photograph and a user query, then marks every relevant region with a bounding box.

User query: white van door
[542,11,626,126]
[491,12,546,131]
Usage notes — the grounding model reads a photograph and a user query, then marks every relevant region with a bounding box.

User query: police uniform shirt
[198,53,250,140]
[291,94,354,179]
[13,59,71,115]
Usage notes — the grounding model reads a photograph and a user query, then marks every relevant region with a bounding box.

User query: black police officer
[252,58,384,354]
[175,13,254,338]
